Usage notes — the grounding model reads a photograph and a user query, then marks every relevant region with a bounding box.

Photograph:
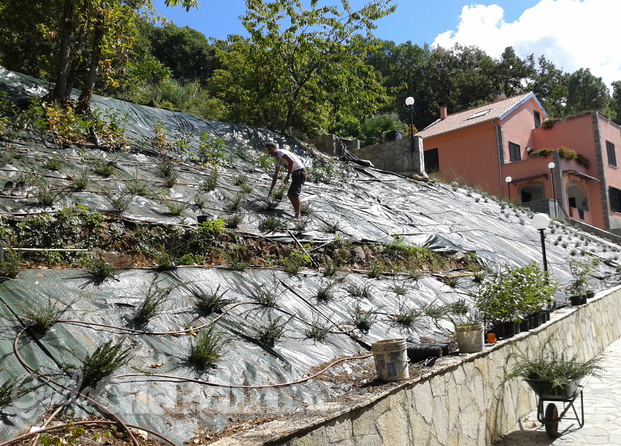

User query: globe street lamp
[405,96,415,150]
[548,162,557,218]
[532,213,551,273]
[505,176,512,201]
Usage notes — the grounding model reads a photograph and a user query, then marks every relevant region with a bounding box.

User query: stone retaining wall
[351,139,413,173]
[212,287,621,446]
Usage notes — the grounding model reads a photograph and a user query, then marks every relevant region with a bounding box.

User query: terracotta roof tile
[416,92,538,139]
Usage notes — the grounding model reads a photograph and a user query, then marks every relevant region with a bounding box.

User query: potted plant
[445,299,484,353]
[508,342,601,398]
[566,258,599,306]
[473,262,556,338]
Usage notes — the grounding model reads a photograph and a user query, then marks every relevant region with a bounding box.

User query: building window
[610,187,621,213]
[606,141,617,167]
[534,111,541,128]
[424,148,439,173]
[509,142,521,162]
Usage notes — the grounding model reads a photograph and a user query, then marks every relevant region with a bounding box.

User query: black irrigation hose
[115,353,372,390]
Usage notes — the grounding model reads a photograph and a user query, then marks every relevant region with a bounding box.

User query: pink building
[416,92,621,235]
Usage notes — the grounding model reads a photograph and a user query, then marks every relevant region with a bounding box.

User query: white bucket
[372,338,409,381]
[456,324,485,353]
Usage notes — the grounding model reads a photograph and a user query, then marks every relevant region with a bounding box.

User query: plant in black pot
[473,262,556,338]
[566,258,599,306]
[508,342,601,399]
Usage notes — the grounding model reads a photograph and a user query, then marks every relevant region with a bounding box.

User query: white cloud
[432,0,621,88]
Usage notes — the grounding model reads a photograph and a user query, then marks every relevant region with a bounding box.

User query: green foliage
[0,373,37,409]
[20,299,67,337]
[16,207,106,250]
[307,158,354,184]
[473,262,557,323]
[100,185,133,214]
[86,252,118,285]
[189,284,232,316]
[133,281,173,327]
[0,248,20,281]
[155,157,179,188]
[358,113,405,147]
[188,325,229,368]
[164,199,187,216]
[258,216,285,233]
[316,280,336,302]
[92,158,117,177]
[199,132,227,165]
[349,304,376,333]
[224,192,245,213]
[254,315,286,347]
[508,342,601,392]
[78,339,132,392]
[201,169,219,192]
[248,282,281,307]
[198,218,225,240]
[212,0,395,134]
[305,318,331,342]
[566,258,600,297]
[280,250,311,275]
[29,176,63,207]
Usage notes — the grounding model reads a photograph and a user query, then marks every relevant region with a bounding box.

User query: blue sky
[152,0,620,87]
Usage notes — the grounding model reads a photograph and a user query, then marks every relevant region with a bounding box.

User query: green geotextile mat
[1,66,621,443]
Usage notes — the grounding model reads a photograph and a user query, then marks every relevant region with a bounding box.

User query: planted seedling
[86,252,118,285]
[347,282,373,299]
[189,284,233,316]
[305,318,331,342]
[258,216,285,233]
[188,325,229,368]
[76,339,132,393]
[254,315,286,347]
[349,304,376,334]
[155,157,178,188]
[20,299,68,337]
[316,280,336,303]
[133,281,174,327]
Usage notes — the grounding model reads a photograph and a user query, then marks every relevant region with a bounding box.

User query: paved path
[494,337,621,445]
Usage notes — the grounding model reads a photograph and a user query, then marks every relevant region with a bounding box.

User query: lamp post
[405,96,415,150]
[548,162,557,218]
[532,213,551,273]
[505,176,512,201]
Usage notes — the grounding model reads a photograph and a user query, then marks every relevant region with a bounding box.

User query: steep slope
[1,67,620,445]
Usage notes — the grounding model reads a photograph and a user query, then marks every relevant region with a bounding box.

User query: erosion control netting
[1,67,621,444]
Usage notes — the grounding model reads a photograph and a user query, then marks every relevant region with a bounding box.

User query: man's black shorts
[289,169,306,196]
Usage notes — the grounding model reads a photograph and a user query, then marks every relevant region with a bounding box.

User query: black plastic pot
[530,312,542,328]
[570,295,587,306]
[519,318,531,332]
[502,321,520,338]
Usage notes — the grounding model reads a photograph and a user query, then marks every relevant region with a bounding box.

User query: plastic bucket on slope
[372,338,409,381]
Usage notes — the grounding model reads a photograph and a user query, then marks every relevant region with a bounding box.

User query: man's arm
[268,165,281,196]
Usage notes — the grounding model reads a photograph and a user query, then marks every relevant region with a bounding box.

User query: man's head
[265,142,278,157]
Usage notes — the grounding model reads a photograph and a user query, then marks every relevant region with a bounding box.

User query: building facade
[416,93,621,235]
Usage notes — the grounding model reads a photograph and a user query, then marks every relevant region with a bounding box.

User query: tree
[148,23,220,85]
[610,81,621,125]
[565,68,609,116]
[0,0,199,112]
[529,55,568,118]
[492,47,535,97]
[210,0,395,136]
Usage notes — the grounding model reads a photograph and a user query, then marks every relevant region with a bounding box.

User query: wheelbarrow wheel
[544,403,559,438]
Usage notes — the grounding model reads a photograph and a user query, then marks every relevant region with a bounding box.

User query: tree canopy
[1,0,620,139]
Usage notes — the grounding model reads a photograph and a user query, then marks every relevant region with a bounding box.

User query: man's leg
[289,193,301,220]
